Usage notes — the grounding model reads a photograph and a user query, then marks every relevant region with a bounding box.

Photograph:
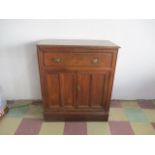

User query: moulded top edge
[37,39,120,49]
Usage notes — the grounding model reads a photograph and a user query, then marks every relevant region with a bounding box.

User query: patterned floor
[0,100,155,135]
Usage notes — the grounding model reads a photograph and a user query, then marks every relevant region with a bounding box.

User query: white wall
[0,19,155,100]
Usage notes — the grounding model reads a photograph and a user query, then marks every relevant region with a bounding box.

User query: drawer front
[43,52,113,68]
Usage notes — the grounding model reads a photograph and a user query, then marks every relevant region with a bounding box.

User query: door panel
[77,71,109,109]
[59,73,76,107]
[77,73,91,107]
[46,70,109,109]
[46,72,76,108]
[46,73,60,108]
[90,74,106,107]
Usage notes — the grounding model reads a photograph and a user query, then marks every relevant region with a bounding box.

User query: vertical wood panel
[46,73,60,108]
[77,73,91,107]
[90,73,105,108]
[59,73,75,108]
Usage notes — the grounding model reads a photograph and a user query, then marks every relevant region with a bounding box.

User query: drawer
[43,52,113,68]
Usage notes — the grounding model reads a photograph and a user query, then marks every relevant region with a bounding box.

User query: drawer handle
[91,58,99,64]
[52,58,62,63]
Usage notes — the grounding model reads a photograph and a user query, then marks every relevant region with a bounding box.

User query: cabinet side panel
[105,51,118,111]
[37,47,48,109]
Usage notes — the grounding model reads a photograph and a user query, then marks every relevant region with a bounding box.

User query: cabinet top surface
[37,39,120,49]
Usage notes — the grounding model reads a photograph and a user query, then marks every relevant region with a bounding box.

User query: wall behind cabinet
[0,19,155,99]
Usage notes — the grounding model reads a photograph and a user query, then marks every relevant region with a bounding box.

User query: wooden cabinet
[37,39,120,121]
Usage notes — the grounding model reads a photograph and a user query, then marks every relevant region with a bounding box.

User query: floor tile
[109,108,128,121]
[39,122,64,135]
[64,122,87,135]
[124,108,149,122]
[25,105,43,119]
[138,100,155,109]
[120,101,140,109]
[0,117,22,135]
[87,122,110,135]
[131,122,155,135]
[15,118,42,135]
[6,106,29,117]
[151,123,155,129]
[109,121,134,135]
[111,100,122,108]
[142,109,155,122]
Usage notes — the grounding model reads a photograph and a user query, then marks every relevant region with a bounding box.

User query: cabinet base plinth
[44,111,109,121]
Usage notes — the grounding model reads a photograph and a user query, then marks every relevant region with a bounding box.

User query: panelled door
[77,71,109,109]
[45,71,76,109]
[45,70,109,110]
